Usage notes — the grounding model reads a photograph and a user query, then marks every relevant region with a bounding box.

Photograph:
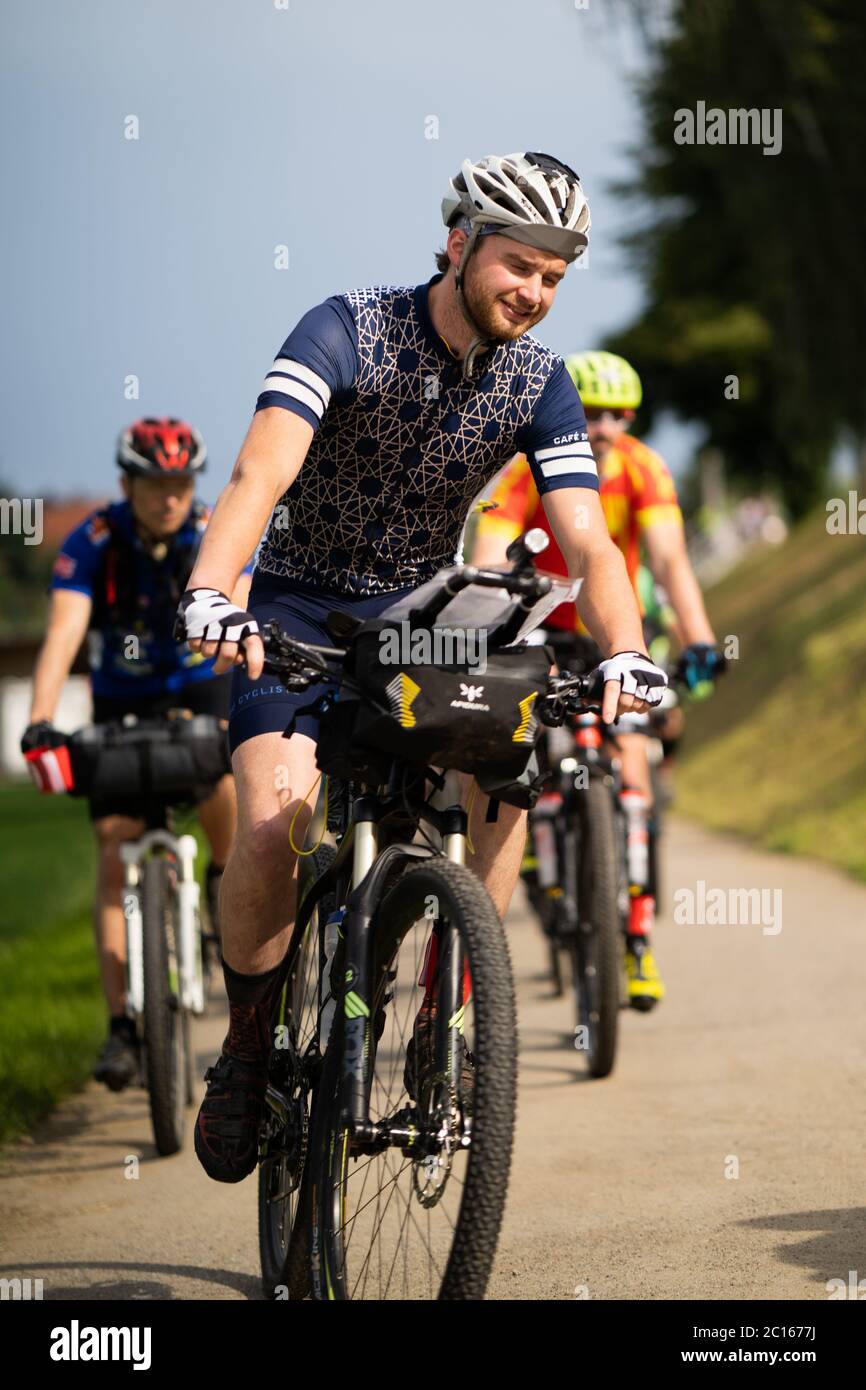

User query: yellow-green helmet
[564,351,643,410]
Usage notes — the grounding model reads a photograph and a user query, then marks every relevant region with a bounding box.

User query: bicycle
[254,538,605,1300]
[67,712,230,1155]
[525,677,626,1078]
[528,647,724,1064]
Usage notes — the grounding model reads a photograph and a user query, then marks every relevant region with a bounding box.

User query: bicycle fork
[338,798,468,1143]
[120,831,205,1018]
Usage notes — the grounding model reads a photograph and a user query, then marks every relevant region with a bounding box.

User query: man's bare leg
[195,729,324,1183]
[221,730,321,972]
[197,772,237,868]
[196,771,238,942]
[91,813,146,1089]
[459,776,527,921]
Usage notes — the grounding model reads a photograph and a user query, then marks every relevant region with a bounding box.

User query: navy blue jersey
[51,500,222,698]
[254,273,597,595]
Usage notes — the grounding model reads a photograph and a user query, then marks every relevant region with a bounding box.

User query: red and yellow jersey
[476,433,682,630]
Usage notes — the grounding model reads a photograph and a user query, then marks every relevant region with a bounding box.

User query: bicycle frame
[285,776,471,1150]
[259,547,604,1158]
[120,830,204,1018]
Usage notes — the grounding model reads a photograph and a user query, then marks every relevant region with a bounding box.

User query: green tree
[611,0,866,516]
[0,481,53,637]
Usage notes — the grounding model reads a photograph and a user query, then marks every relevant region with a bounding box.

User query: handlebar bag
[68,716,230,800]
[68,726,141,799]
[349,628,552,779]
[148,716,231,795]
[312,693,392,786]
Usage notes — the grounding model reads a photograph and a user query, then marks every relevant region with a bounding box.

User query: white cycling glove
[595,651,667,707]
[175,587,260,648]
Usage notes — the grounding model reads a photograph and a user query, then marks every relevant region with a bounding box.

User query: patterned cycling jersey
[477,433,683,630]
[253,272,598,596]
[51,500,226,697]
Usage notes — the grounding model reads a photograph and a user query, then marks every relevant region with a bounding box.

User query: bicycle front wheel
[258,842,338,1300]
[570,778,621,1079]
[308,858,517,1301]
[142,856,186,1155]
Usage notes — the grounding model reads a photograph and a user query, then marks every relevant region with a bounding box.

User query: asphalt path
[2,816,864,1300]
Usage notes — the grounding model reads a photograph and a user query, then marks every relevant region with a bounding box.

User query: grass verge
[675,510,866,881]
[0,784,102,1144]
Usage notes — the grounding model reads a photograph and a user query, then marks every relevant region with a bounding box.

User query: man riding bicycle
[472,351,721,1007]
[173,151,669,1185]
[22,419,248,1090]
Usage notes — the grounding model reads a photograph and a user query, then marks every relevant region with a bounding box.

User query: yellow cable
[290,772,328,856]
[465,779,477,857]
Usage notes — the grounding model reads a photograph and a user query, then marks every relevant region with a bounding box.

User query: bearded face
[460,234,565,342]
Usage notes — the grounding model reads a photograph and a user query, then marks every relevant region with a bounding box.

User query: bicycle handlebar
[407,565,552,630]
[256,622,608,722]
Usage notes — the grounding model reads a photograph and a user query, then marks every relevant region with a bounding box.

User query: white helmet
[442,151,591,264]
[441,152,590,379]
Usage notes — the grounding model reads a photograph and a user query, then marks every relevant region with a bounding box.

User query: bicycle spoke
[313,858,513,1300]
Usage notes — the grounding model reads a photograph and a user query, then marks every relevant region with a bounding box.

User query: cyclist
[173,151,669,1184]
[21,419,249,1091]
[472,351,721,1008]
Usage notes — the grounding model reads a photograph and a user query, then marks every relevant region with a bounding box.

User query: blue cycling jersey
[51,499,223,698]
[253,273,598,596]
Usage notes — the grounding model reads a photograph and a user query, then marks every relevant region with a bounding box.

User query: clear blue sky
[0,0,699,502]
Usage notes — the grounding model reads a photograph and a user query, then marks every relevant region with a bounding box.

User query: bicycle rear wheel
[308,858,517,1300]
[142,856,186,1155]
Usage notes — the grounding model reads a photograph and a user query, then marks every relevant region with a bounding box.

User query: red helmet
[117,417,206,477]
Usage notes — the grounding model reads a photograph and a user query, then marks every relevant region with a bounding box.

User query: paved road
[2,817,865,1300]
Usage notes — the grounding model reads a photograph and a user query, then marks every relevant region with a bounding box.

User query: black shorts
[228,572,416,755]
[88,676,232,823]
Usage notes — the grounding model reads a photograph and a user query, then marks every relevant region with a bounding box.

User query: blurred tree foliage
[610,0,866,516]
[0,481,53,638]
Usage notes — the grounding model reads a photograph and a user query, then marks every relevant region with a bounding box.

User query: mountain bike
[254,538,604,1300]
[526,702,627,1079]
[67,712,230,1154]
[528,648,724,1063]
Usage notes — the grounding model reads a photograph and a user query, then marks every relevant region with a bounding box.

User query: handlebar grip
[581,669,607,703]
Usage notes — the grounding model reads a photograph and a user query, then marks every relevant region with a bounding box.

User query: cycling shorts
[228,572,416,755]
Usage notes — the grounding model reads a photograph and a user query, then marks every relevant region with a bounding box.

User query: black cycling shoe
[403,1002,475,1114]
[194,1003,270,1184]
[93,1029,140,1092]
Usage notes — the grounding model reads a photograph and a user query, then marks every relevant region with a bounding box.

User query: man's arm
[542,487,651,722]
[643,521,715,646]
[187,407,314,678]
[470,518,521,568]
[29,589,92,723]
